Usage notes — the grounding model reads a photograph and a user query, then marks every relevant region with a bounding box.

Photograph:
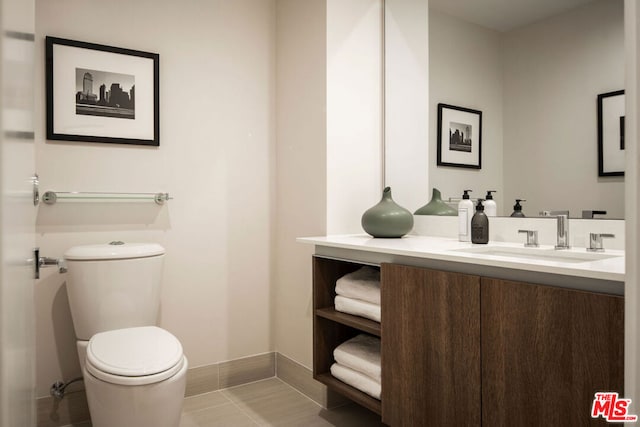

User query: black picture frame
[437,103,482,169]
[597,90,625,176]
[46,36,159,146]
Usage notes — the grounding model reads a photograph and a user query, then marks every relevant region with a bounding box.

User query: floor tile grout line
[182,386,238,413]
[220,375,282,426]
[274,374,359,412]
[227,397,263,426]
[219,378,283,426]
[271,377,326,410]
[219,377,319,426]
[182,400,238,417]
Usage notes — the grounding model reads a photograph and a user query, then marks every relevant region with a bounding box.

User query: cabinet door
[381,264,481,426]
[481,278,624,427]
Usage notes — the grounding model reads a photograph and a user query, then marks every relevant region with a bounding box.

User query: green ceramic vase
[414,188,457,216]
[361,187,414,238]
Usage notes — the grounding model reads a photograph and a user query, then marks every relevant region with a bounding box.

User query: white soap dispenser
[458,189,473,242]
[484,190,497,217]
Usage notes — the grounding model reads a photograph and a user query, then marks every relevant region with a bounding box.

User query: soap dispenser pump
[471,199,489,244]
[458,190,473,242]
[510,199,526,217]
[484,191,497,217]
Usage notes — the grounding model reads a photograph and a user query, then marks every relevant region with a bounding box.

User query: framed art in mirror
[46,36,159,146]
[437,103,482,169]
[597,90,625,176]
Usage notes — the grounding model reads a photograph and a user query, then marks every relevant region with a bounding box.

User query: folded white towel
[331,363,381,400]
[334,295,381,323]
[334,334,381,382]
[335,267,381,305]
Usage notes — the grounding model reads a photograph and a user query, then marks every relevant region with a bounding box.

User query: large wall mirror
[424,0,624,218]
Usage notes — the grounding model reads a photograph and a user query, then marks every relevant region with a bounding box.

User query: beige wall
[273,0,327,368]
[624,0,640,407]
[430,0,624,218]
[34,0,276,397]
[503,0,624,218]
[429,8,504,211]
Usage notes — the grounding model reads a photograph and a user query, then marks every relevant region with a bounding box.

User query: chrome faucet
[554,214,570,250]
[587,233,615,252]
[518,229,539,247]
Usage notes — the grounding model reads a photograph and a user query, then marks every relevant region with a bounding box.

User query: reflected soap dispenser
[471,199,489,244]
[484,191,497,217]
[458,190,473,242]
[510,199,526,217]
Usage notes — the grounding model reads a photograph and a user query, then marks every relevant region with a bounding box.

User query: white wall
[429,9,504,211]
[503,0,625,219]
[34,0,275,397]
[274,0,430,369]
[384,0,429,213]
[326,0,382,234]
[274,0,326,368]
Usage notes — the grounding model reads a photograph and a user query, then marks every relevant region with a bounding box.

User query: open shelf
[315,307,380,337]
[314,372,381,415]
[312,256,383,420]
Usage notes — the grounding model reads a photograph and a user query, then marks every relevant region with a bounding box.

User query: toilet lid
[86,326,183,378]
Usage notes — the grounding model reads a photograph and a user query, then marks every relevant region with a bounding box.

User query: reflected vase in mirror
[414,188,457,216]
[361,187,414,238]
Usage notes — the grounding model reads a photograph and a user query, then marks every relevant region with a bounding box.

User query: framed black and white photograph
[46,36,159,146]
[597,90,625,176]
[437,103,482,169]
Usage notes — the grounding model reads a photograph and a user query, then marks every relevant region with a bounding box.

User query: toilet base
[84,356,188,427]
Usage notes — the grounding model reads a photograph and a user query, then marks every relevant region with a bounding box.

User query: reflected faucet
[555,214,570,250]
[539,210,570,217]
[582,210,607,219]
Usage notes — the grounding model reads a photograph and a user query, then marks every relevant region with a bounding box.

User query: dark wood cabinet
[312,256,624,426]
[481,277,624,427]
[381,263,481,427]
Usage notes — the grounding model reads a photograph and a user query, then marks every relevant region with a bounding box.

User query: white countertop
[298,234,624,283]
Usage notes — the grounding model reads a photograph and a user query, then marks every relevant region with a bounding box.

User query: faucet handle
[518,229,539,247]
[588,233,615,252]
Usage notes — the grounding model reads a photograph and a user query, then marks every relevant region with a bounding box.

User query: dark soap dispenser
[510,199,526,217]
[471,199,489,244]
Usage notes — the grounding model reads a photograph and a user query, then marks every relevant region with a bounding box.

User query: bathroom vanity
[300,235,624,426]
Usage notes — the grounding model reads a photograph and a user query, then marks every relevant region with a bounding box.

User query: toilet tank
[64,242,165,340]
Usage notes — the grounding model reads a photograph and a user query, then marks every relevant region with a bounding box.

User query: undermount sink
[452,246,621,264]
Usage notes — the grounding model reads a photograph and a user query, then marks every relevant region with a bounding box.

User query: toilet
[64,242,187,427]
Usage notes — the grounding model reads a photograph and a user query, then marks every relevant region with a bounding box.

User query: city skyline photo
[75,67,135,119]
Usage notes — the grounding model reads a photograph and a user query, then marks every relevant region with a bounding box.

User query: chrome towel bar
[42,191,172,205]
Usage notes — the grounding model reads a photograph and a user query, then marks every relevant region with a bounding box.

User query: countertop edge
[297,235,625,283]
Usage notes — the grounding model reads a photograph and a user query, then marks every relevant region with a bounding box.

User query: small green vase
[414,188,457,216]
[361,187,414,238]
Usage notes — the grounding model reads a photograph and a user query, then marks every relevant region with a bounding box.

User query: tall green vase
[361,187,414,238]
[414,188,457,216]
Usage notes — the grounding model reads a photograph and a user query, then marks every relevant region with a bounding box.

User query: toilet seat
[86,326,185,386]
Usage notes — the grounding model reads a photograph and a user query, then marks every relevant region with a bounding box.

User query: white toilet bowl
[81,326,188,427]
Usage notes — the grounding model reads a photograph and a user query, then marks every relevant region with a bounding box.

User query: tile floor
[65,377,385,427]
